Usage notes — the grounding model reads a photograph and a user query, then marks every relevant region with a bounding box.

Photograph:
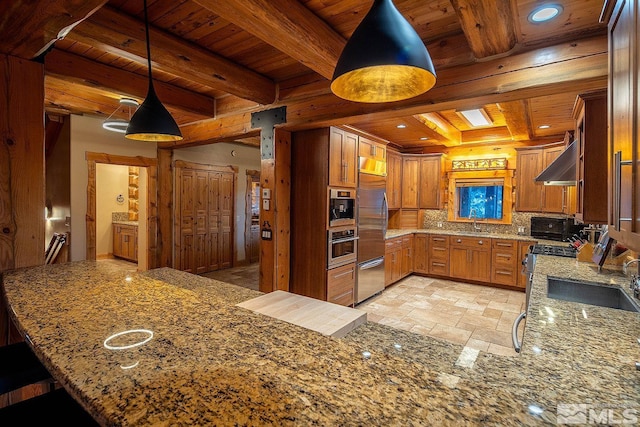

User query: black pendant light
[125,0,183,142]
[331,0,436,103]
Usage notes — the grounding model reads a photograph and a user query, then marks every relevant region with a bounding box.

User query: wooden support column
[157,148,173,268]
[251,108,290,293]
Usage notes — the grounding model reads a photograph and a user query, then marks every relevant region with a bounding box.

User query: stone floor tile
[428,324,472,345]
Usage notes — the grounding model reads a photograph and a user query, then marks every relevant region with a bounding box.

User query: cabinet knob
[479,240,483,245]
[457,239,462,243]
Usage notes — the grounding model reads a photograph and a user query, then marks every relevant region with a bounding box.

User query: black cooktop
[530,244,577,258]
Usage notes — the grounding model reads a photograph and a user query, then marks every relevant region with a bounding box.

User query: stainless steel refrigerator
[356,172,387,304]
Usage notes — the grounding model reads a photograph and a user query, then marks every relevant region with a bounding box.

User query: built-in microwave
[329,188,356,227]
[328,226,358,268]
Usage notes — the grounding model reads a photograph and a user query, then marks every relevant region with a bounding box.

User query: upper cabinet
[573,90,608,224]
[386,151,402,209]
[399,154,443,209]
[358,136,386,162]
[329,127,357,188]
[602,0,640,251]
[515,143,568,214]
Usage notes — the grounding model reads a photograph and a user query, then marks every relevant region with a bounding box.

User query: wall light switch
[262,199,270,210]
[262,189,271,199]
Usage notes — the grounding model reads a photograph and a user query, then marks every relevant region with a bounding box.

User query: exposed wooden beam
[161,113,261,148]
[450,0,518,58]
[67,6,276,105]
[0,0,107,59]
[414,113,462,145]
[498,100,532,140]
[461,126,512,143]
[45,49,215,118]
[194,0,345,79]
[165,35,608,148]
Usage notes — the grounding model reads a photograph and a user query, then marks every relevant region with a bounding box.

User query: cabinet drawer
[402,235,413,248]
[429,235,449,248]
[429,260,449,276]
[450,236,490,250]
[491,239,517,250]
[491,267,518,286]
[385,237,403,251]
[492,251,517,267]
[327,263,355,306]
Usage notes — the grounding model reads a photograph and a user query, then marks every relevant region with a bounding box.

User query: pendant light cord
[143,0,153,84]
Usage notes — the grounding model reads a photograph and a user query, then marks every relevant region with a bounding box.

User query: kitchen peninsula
[2,259,639,425]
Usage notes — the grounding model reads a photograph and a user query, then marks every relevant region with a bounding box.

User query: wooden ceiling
[0,0,608,152]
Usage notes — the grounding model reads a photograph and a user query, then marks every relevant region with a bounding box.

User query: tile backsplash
[112,212,129,222]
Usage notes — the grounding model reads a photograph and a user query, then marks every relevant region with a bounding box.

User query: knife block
[577,242,632,266]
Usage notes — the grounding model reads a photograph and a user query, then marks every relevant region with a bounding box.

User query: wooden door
[401,157,419,208]
[207,172,221,272]
[449,247,468,280]
[515,149,543,211]
[401,235,413,277]
[419,156,441,209]
[469,248,491,283]
[220,172,234,269]
[413,234,428,273]
[194,171,209,274]
[178,169,195,272]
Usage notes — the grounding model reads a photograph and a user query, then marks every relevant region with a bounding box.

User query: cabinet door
[401,235,413,277]
[469,249,491,282]
[449,247,469,280]
[327,262,355,306]
[386,152,402,209]
[516,150,543,211]
[329,128,357,188]
[113,226,122,257]
[413,234,429,273]
[401,157,419,208]
[517,241,535,289]
[419,157,441,209]
[542,146,565,213]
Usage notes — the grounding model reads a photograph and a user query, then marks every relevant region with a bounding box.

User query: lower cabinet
[113,224,138,262]
[327,262,355,306]
[413,234,429,273]
[491,239,519,286]
[450,237,491,282]
[384,237,403,287]
[428,235,450,276]
[401,235,414,277]
[517,240,536,289]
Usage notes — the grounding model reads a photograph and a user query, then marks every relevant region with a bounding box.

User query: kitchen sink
[547,278,640,312]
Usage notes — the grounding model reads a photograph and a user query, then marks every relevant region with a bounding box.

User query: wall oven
[328,226,358,268]
[329,188,356,227]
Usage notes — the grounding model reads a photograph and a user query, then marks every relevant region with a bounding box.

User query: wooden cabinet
[418,156,442,209]
[413,234,429,274]
[384,237,403,287]
[517,240,536,289]
[490,239,519,286]
[401,234,414,277]
[329,127,357,188]
[573,90,608,224]
[428,235,449,276]
[401,154,443,209]
[386,151,402,209]
[113,224,137,262]
[401,157,419,208]
[602,0,640,251]
[358,136,386,162]
[450,236,490,283]
[327,262,356,307]
[515,143,568,213]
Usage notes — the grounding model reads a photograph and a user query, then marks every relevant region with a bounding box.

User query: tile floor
[102,259,525,357]
[97,257,139,273]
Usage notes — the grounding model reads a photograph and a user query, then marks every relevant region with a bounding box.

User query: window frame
[447,170,513,225]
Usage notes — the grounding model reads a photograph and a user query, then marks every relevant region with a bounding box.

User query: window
[447,170,513,225]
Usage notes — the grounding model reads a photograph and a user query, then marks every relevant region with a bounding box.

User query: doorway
[245,170,260,264]
[85,152,158,269]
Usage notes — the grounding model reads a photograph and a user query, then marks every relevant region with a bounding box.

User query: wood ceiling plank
[498,100,532,141]
[193,0,346,79]
[414,113,462,144]
[45,49,215,118]
[166,35,607,147]
[0,0,107,59]
[68,5,276,104]
[461,126,512,143]
[450,0,518,58]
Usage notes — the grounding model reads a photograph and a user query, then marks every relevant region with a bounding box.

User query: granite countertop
[2,259,639,425]
[386,228,539,242]
[112,220,139,226]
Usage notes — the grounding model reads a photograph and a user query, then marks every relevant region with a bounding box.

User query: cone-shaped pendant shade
[331,0,436,103]
[125,0,182,142]
[125,83,182,141]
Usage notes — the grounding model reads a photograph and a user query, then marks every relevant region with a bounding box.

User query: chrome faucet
[469,208,482,232]
[623,259,640,298]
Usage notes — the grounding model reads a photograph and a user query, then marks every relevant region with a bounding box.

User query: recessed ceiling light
[420,137,429,140]
[528,5,562,23]
[538,124,551,129]
[396,124,407,129]
[457,108,492,127]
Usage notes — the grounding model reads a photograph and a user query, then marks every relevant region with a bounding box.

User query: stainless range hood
[534,141,577,186]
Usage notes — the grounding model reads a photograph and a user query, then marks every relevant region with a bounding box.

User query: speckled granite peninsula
[2,259,639,426]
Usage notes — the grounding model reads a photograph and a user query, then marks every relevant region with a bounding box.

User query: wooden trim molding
[174,160,238,173]
[85,152,158,268]
[244,170,260,265]
[447,170,514,225]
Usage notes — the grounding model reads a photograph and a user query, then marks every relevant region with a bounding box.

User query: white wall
[70,115,157,261]
[174,143,261,262]
[96,164,129,257]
